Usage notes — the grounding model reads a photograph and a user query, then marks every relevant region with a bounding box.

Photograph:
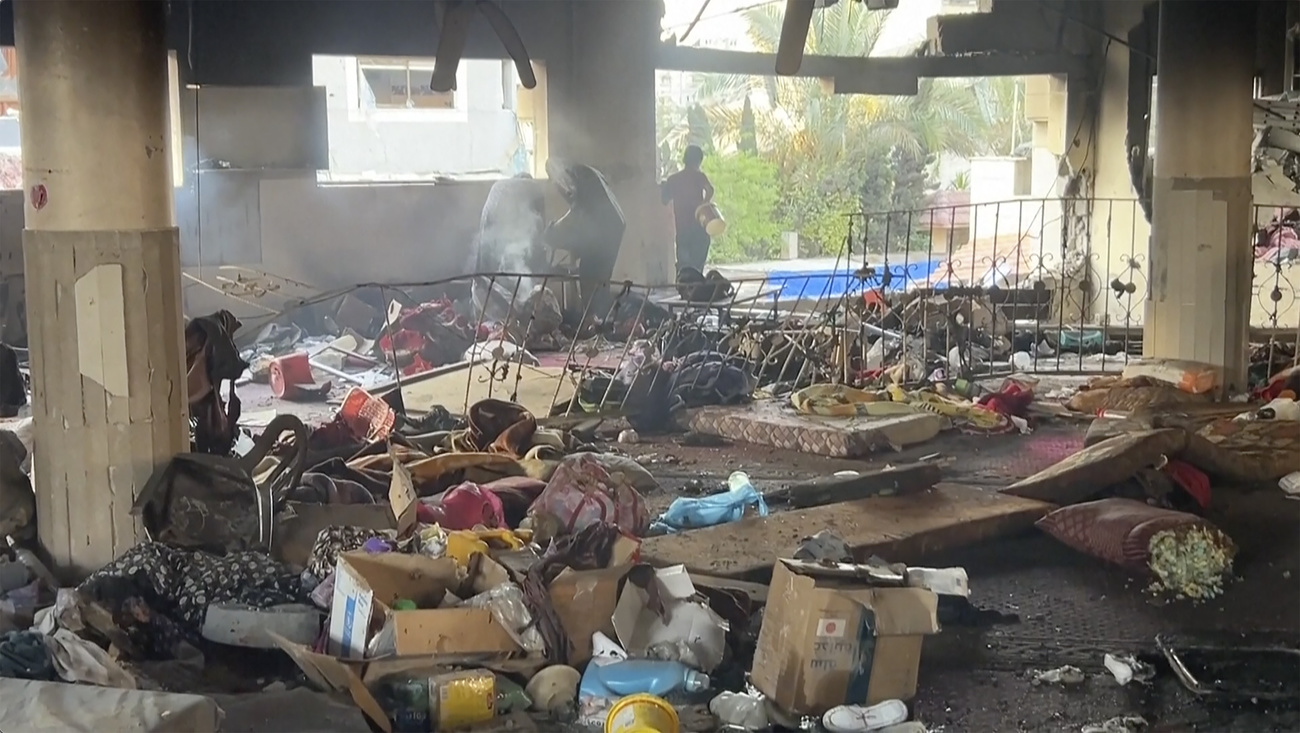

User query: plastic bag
[416,525,448,559]
[366,615,397,659]
[709,691,769,729]
[652,471,767,532]
[528,454,649,536]
[421,482,505,531]
[431,670,497,729]
[460,582,545,654]
[373,669,506,733]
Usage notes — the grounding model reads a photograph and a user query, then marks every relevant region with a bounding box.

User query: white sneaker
[878,724,928,733]
[821,699,909,732]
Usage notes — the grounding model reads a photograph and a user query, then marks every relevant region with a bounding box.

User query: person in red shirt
[661,145,716,275]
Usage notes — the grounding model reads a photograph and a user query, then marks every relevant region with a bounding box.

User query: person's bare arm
[702,175,715,202]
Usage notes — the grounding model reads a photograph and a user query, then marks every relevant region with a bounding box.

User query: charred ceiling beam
[927,1,1091,57]
[1257,0,1290,97]
[658,44,1089,95]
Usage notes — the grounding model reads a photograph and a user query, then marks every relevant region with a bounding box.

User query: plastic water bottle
[6,535,59,590]
[578,659,709,701]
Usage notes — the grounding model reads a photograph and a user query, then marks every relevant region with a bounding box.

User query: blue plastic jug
[578,659,710,701]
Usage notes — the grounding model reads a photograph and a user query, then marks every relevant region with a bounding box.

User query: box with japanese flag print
[751,559,941,715]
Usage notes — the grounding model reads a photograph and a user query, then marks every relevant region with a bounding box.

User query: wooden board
[640,483,1054,579]
[775,461,941,508]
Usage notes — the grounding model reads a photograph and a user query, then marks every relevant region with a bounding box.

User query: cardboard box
[326,549,633,659]
[328,552,515,659]
[271,633,540,733]
[300,550,635,732]
[611,565,729,672]
[751,559,940,715]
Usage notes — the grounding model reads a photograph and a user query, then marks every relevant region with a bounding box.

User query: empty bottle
[6,535,59,591]
[578,659,709,701]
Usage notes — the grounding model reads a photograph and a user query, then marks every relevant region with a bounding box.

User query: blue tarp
[759,259,945,300]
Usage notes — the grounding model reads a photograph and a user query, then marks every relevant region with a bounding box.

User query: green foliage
[738,96,758,155]
[686,104,715,153]
[700,153,784,263]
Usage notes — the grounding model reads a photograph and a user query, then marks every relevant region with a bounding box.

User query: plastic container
[1258,397,1300,421]
[695,202,727,237]
[606,693,680,733]
[1280,471,1300,497]
[268,352,314,399]
[431,670,497,729]
[6,536,58,590]
[651,471,768,533]
[339,387,396,442]
[461,582,545,654]
[708,691,768,729]
[374,669,497,732]
[579,659,709,701]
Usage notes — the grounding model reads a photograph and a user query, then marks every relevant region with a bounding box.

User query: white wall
[313,56,524,180]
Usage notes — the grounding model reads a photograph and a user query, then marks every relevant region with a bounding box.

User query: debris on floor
[1102,653,1155,686]
[1080,715,1148,733]
[0,269,1297,732]
[1030,665,1086,688]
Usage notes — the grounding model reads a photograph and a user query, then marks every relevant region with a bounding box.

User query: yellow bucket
[695,202,727,237]
[604,693,679,733]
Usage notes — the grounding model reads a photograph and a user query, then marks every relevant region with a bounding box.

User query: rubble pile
[0,279,1297,731]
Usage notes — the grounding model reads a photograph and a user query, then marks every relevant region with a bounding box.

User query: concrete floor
[69,384,1300,731]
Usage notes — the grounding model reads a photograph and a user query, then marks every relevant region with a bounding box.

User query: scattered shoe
[822,699,909,732]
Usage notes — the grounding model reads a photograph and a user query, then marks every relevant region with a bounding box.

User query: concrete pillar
[1145,0,1256,393]
[15,0,188,576]
[548,0,674,284]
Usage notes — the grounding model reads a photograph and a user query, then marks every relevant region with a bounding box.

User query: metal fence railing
[842,197,1147,377]
[1250,204,1300,385]
[833,197,1299,381]
[204,196,1299,423]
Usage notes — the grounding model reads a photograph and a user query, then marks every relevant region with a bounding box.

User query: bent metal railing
[213,197,1297,420]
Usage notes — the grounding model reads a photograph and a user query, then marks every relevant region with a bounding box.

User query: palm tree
[741,2,991,162]
[970,76,1033,156]
[657,72,754,174]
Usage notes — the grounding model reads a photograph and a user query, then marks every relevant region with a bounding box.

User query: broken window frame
[356,56,460,112]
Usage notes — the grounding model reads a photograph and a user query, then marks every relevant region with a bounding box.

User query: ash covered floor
[216,389,1300,732]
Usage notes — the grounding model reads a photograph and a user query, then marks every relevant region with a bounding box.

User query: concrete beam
[927,2,1090,57]
[656,45,1089,89]
[1258,0,1289,96]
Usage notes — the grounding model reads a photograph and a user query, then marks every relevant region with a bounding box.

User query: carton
[294,550,633,730]
[611,565,729,672]
[271,633,536,733]
[328,552,514,659]
[292,514,643,730]
[751,559,940,715]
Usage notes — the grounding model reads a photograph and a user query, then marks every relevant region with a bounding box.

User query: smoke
[477,174,548,279]
[473,174,552,321]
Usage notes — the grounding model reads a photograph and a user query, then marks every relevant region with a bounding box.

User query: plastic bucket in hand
[695,202,727,237]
